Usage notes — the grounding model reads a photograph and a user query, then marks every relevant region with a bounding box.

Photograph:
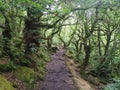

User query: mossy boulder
[0,75,14,90]
[15,66,35,83]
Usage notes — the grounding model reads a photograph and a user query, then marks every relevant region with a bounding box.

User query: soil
[38,47,98,90]
[66,57,97,90]
[38,47,77,90]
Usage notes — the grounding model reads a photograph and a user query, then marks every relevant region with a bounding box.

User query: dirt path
[39,47,77,90]
[66,57,96,90]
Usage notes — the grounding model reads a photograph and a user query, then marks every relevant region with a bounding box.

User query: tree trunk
[81,44,91,70]
[23,8,40,67]
[98,27,102,56]
[2,19,14,60]
[101,32,111,64]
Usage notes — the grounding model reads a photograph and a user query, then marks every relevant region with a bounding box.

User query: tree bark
[81,44,91,70]
[2,18,14,60]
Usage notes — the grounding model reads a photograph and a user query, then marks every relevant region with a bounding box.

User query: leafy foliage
[0,0,120,89]
[103,79,120,90]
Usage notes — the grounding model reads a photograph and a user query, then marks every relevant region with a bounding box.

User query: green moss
[0,75,14,90]
[15,66,35,83]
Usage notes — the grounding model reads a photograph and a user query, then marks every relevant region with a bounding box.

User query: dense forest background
[0,0,120,90]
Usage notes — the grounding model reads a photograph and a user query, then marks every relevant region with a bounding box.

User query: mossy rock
[15,66,35,83]
[0,75,14,90]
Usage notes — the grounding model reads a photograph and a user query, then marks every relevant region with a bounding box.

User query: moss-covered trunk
[81,44,91,71]
[2,18,14,60]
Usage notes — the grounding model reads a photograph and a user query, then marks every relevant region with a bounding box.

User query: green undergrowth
[15,66,35,83]
[0,61,16,72]
[15,66,36,89]
[102,78,120,90]
[36,47,50,80]
[0,46,51,90]
[38,47,50,62]
[66,47,76,59]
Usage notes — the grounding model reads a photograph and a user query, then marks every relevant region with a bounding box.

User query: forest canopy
[0,0,120,90]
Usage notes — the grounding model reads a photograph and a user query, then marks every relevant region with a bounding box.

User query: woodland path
[39,47,77,90]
